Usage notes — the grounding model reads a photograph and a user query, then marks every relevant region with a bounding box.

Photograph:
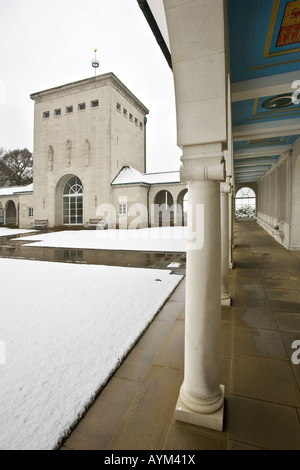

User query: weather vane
[92,48,100,76]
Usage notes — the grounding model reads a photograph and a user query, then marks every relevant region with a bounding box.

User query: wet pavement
[0,231,186,275]
[62,220,300,451]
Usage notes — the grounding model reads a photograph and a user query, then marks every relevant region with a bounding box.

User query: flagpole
[92,49,99,76]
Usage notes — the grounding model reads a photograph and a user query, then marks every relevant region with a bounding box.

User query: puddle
[0,233,186,271]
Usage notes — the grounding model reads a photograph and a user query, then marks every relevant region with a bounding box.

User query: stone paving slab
[62,221,300,451]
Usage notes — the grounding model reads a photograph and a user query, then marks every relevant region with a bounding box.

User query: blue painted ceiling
[228,0,300,183]
[229,0,300,82]
[139,0,300,184]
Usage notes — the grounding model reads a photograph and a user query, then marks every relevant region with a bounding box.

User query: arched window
[63,176,84,225]
[235,187,256,219]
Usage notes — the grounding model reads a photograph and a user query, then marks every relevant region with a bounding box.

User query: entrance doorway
[62,176,84,225]
[5,200,17,226]
[154,190,174,226]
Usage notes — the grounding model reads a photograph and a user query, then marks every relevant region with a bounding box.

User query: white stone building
[0,184,33,228]
[0,72,187,230]
[30,73,149,229]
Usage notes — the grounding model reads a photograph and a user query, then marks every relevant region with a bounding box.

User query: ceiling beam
[235,177,261,182]
[235,172,267,178]
[235,161,274,168]
[234,159,278,167]
[235,168,268,174]
[234,145,290,158]
[233,118,300,141]
[235,174,270,180]
[231,71,300,103]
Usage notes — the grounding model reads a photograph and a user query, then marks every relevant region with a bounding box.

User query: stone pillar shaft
[221,183,231,305]
[183,180,222,406]
[229,188,234,269]
[176,149,225,431]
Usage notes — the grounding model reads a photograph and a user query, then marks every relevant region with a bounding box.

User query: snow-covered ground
[16,227,187,252]
[0,258,182,450]
[0,228,37,237]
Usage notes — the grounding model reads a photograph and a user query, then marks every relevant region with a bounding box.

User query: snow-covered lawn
[0,258,182,450]
[17,226,187,252]
[0,228,37,237]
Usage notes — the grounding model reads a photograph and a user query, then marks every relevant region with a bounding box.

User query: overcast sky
[0,0,181,173]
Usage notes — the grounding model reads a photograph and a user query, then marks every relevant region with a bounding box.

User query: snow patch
[17,227,187,252]
[0,258,182,450]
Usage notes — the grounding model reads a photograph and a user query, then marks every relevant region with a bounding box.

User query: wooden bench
[84,218,108,230]
[32,219,48,229]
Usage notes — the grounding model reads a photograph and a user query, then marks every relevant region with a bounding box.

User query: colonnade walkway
[61,220,300,450]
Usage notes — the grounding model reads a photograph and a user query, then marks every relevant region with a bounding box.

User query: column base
[175,385,225,432]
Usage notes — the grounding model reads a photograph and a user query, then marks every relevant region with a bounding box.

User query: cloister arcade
[149,184,188,227]
[137,0,300,434]
[149,187,188,227]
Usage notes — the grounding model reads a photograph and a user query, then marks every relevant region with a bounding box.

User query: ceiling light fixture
[262,93,295,110]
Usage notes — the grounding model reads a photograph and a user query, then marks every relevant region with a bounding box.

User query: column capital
[180,144,226,183]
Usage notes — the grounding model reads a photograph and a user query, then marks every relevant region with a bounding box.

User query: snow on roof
[0,183,33,197]
[112,166,181,186]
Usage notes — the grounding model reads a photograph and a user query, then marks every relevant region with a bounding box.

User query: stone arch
[5,200,17,226]
[55,174,84,226]
[153,190,174,227]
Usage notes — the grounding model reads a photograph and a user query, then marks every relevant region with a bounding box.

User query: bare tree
[0,148,33,187]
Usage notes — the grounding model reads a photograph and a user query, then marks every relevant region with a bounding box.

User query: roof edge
[137,0,172,70]
[30,73,149,115]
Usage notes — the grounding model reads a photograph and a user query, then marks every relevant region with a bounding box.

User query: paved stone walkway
[60,220,300,450]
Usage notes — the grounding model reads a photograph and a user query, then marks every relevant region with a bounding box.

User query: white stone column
[221,182,231,306]
[163,0,228,431]
[228,185,234,269]
[175,146,225,431]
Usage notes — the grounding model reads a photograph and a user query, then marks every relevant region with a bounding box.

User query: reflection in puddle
[0,234,186,272]
[55,249,85,263]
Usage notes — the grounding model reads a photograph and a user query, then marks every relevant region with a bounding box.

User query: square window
[54,108,61,116]
[78,103,86,111]
[116,103,121,112]
[91,100,99,108]
[139,121,143,130]
[135,118,138,126]
[43,111,50,119]
[123,108,128,118]
[66,106,73,114]
[129,113,133,122]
